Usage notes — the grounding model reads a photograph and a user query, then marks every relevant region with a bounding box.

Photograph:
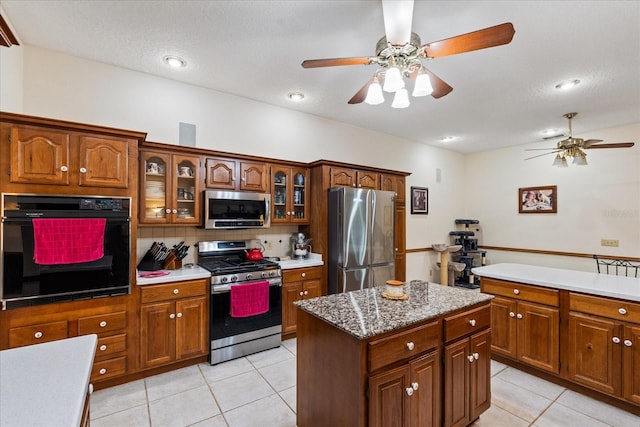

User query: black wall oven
[1,194,131,309]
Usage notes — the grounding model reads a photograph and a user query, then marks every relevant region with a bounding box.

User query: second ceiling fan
[301,0,515,107]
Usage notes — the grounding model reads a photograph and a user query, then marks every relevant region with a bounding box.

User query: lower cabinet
[139,279,209,369]
[369,350,440,427]
[281,267,321,335]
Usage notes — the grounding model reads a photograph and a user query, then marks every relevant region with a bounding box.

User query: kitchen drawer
[481,278,559,307]
[91,356,126,382]
[368,320,440,372]
[140,279,208,304]
[570,292,640,324]
[282,267,321,282]
[9,320,68,348]
[94,333,127,361]
[444,304,491,343]
[78,311,126,335]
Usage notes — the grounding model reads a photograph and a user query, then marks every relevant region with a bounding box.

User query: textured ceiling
[2,0,639,154]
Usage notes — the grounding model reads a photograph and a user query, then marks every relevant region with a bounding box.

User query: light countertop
[278,253,324,270]
[472,263,640,302]
[295,281,492,339]
[136,265,211,285]
[0,334,97,427]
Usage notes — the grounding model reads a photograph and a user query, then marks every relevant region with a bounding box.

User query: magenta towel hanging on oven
[32,218,106,265]
[230,280,269,318]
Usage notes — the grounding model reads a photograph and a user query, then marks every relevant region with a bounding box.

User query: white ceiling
[2,0,639,154]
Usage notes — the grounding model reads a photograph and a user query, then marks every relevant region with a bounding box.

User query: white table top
[0,334,97,427]
[473,263,640,302]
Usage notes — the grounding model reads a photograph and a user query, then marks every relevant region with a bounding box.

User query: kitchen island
[295,280,494,427]
[0,334,97,427]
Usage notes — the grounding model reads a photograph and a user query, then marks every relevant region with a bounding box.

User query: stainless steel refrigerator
[328,187,396,294]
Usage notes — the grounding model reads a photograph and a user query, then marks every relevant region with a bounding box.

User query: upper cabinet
[0,113,144,196]
[140,150,201,225]
[330,167,378,189]
[380,173,406,206]
[204,157,269,193]
[271,164,309,224]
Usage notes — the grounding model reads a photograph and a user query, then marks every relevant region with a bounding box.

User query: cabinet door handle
[303,290,308,296]
[624,340,632,347]
[166,208,172,214]
[173,289,179,294]
[406,342,415,351]
[516,313,523,319]
[34,331,43,339]
[99,321,107,328]
[612,336,621,344]
[473,352,479,360]
[405,387,414,396]
[99,368,107,375]
[509,312,515,318]
[299,291,304,296]
[170,313,176,319]
[61,165,68,172]
[468,355,475,362]
[619,308,627,315]
[411,382,419,391]
[79,167,87,174]
[469,319,476,327]
[172,209,177,214]
[513,289,520,295]
[177,312,183,318]
[99,345,107,352]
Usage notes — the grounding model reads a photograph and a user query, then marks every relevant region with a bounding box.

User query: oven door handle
[211,279,282,294]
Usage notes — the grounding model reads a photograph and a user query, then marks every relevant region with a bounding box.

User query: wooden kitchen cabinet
[139,279,208,369]
[271,164,310,224]
[568,293,640,404]
[282,267,321,335]
[330,166,378,189]
[139,149,201,225]
[0,113,145,197]
[482,278,560,374]
[204,156,269,192]
[443,305,491,427]
[380,173,406,206]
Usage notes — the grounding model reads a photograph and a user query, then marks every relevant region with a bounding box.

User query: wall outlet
[601,239,619,247]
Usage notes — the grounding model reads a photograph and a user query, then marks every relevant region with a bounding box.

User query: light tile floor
[91,339,640,427]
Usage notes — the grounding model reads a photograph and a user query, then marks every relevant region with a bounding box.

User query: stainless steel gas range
[197,240,282,365]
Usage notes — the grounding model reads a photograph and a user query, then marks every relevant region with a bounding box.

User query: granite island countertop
[295,280,493,339]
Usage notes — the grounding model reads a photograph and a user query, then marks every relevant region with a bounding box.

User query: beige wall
[3,43,639,280]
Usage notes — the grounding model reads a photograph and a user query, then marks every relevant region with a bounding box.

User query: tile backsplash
[136,225,299,266]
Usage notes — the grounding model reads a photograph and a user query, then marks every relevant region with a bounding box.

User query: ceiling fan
[301,0,515,107]
[525,112,636,166]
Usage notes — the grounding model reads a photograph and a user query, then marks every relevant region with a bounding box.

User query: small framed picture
[410,186,428,214]
[519,185,557,213]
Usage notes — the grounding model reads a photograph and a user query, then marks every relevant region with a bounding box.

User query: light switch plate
[601,239,619,247]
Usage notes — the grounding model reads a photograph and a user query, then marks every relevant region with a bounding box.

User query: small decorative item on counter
[382,280,408,300]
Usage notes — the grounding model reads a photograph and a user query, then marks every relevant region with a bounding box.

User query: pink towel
[230,281,270,318]
[33,218,106,265]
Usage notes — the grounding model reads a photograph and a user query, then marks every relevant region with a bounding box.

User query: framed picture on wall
[518,185,557,213]
[410,186,428,214]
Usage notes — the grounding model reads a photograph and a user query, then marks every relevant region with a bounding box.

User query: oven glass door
[210,281,282,341]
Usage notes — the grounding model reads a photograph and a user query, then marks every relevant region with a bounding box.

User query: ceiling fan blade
[422,22,515,59]
[348,76,376,105]
[582,139,603,148]
[525,150,563,160]
[424,69,453,98]
[301,57,372,68]
[585,142,635,149]
[382,0,414,45]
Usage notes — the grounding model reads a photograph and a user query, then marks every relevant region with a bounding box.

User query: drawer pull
[624,340,633,347]
[411,382,419,391]
[513,289,520,295]
[173,289,179,295]
[613,337,621,344]
[99,345,107,352]
[34,331,43,339]
[99,368,107,375]
[467,355,475,362]
[516,313,523,319]
[99,321,107,328]
[405,387,414,396]
[469,319,476,327]
[301,272,306,278]
[618,308,627,315]
[509,312,515,318]
[406,342,415,351]
[473,352,479,360]
[170,313,176,319]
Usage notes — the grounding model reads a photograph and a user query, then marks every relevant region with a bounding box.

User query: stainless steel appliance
[203,190,270,229]
[197,240,282,364]
[291,232,312,259]
[1,194,131,309]
[327,188,396,294]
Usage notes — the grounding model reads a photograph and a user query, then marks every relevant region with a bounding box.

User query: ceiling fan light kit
[364,77,385,105]
[391,88,411,109]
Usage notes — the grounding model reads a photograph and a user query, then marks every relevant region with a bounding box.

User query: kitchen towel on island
[33,218,106,265]
[230,280,269,318]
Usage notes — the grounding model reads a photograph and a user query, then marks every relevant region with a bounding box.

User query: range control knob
[230,275,238,282]
[220,277,228,283]
[246,273,253,280]
[269,271,276,277]
[261,272,268,278]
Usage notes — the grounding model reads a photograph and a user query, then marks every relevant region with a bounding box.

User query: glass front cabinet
[140,150,201,225]
[271,165,309,224]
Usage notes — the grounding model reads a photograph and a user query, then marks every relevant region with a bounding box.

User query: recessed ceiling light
[163,55,186,68]
[288,92,305,101]
[554,79,580,90]
[439,136,455,143]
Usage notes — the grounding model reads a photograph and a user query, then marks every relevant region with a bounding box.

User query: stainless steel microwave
[203,190,271,229]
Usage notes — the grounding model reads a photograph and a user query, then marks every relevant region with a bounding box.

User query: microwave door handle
[265,198,270,223]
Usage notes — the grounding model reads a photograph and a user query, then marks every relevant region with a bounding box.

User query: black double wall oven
[1,194,131,309]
